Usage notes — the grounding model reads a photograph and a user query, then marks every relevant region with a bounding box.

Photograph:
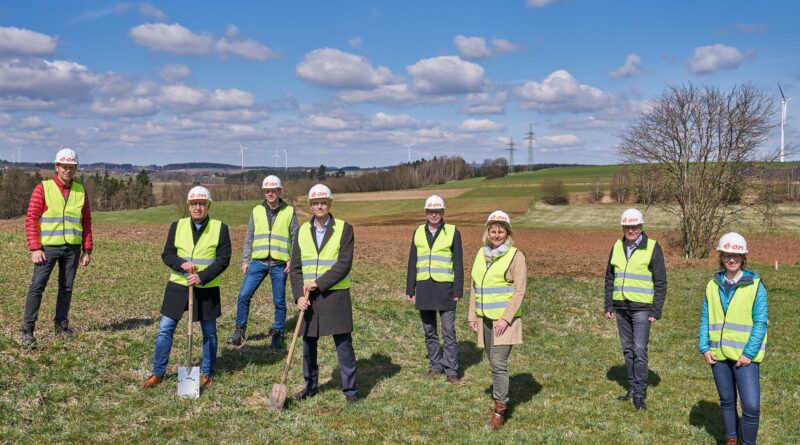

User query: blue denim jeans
[712,360,760,445]
[615,309,651,398]
[235,261,287,330]
[151,315,217,377]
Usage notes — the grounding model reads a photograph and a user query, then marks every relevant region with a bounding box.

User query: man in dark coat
[406,195,464,385]
[290,184,358,404]
[141,186,231,390]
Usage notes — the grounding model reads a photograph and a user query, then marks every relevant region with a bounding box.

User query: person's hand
[297,296,310,311]
[468,320,478,333]
[284,261,291,273]
[186,273,201,286]
[241,262,249,274]
[303,281,318,294]
[735,355,751,367]
[181,262,197,273]
[31,249,46,265]
[605,311,615,319]
[494,318,509,337]
[453,295,460,302]
[703,351,717,365]
[405,294,415,302]
[648,316,657,322]
[79,252,91,267]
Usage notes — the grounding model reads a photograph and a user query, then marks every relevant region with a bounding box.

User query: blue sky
[1,0,798,167]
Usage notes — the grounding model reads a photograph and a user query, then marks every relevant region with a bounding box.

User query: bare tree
[619,83,776,258]
[610,168,631,203]
[590,177,605,202]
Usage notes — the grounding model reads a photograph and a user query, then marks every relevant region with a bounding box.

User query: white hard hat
[620,208,644,226]
[308,183,333,201]
[54,148,78,165]
[486,210,512,227]
[717,232,748,254]
[261,175,282,189]
[187,186,212,202]
[424,195,445,210]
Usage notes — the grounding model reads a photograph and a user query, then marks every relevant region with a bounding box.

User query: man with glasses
[604,208,667,410]
[141,186,231,390]
[20,148,93,347]
[228,175,298,349]
[405,195,464,385]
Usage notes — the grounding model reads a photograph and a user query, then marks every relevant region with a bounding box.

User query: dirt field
[4,219,797,278]
[331,188,469,202]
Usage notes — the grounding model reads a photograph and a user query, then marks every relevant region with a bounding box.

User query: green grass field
[1,227,798,444]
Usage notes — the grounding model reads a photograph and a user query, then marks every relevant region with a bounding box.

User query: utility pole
[524,123,535,172]
[505,137,517,176]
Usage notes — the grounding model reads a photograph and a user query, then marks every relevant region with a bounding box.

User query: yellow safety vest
[471,247,521,320]
[169,218,222,288]
[40,180,84,246]
[251,204,293,262]
[414,224,456,282]
[298,218,350,290]
[706,277,766,363]
[610,239,655,304]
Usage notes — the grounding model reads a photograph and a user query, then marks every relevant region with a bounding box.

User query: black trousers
[302,333,357,397]
[615,308,652,398]
[22,245,81,329]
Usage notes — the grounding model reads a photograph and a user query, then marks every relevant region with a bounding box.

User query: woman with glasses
[698,232,768,445]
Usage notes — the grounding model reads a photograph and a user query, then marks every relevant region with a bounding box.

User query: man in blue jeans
[228,175,299,349]
[141,186,231,390]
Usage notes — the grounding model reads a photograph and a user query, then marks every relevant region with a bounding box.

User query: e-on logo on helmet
[58,156,77,163]
[311,191,328,198]
[189,192,206,199]
[622,217,639,224]
[723,243,744,251]
[429,203,442,208]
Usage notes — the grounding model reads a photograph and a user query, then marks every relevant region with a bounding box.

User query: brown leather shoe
[445,375,464,386]
[425,369,443,379]
[140,375,163,388]
[201,375,213,389]
[488,400,507,430]
[725,437,738,445]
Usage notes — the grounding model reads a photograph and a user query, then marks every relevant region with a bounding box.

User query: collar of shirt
[626,234,643,250]
[314,215,332,231]
[723,270,743,285]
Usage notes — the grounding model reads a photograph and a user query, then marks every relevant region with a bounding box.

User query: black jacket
[405,222,464,311]
[603,232,667,319]
[290,214,354,337]
[160,217,231,321]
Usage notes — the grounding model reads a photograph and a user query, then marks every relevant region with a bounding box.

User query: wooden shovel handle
[279,291,309,385]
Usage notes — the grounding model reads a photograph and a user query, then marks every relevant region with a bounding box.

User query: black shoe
[617,391,632,401]
[269,328,284,349]
[345,395,359,405]
[227,325,246,346]
[293,388,318,401]
[55,321,74,340]
[20,328,37,348]
[633,397,646,411]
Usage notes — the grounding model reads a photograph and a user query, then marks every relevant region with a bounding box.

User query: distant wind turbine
[403,143,414,164]
[283,149,288,171]
[16,146,22,164]
[779,84,793,163]
[272,146,281,169]
[238,143,248,170]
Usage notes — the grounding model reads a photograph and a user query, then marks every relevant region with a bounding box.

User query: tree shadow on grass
[96,317,158,331]
[605,364,661,391]
[482,373,541,419]
[689,400,726,444]
[319,352,401,399]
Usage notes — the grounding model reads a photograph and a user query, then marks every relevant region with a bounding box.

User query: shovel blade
[266,383,288,410]
[177,366,200,399]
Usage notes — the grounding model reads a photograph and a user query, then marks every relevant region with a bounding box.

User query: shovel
[267,292,309,410]
[177,285,200,399]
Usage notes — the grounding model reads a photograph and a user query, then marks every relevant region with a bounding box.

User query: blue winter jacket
[697,269,768,360]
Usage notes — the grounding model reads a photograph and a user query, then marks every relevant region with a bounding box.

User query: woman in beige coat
[468,210,526,430]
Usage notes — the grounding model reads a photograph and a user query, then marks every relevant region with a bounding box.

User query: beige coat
[468,249,527,347]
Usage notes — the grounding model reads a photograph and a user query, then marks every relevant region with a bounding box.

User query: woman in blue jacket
[698,232,768,445]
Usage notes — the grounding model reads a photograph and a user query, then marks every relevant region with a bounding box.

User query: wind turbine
[238,143,248,170]
[272,146,281,169]
[283,149,288,171]
[403,143,414,164]
[779,84,793,163]
[16,146,22,164]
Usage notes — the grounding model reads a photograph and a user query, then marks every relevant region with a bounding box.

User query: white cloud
[138,3,167,21]
[462,92,508,115]
[407,56,485,94]
[158,64,190,82]
[226,24,239,38]
[454,35,491,59]
[129,23,276,60]
[526,0,564,8]
[0,27,58,57]
[610,54,642,78]
[157,84,255,110]
[514,70,614,112]
[90,97,158,117]
[556,116,615,130]
[348,37,363,49]
[339,83,454,106]
[0,58,98,102]
[187,109,268,123]
[688,44,746,74]
[535,134,582,148]
[305,114,354,131]
[491,38,521,54]
[20,115,47,129]
[296,48,396,89]
[369,112,417,129]
[459,118,505,132]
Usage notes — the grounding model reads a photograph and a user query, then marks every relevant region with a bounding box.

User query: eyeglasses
[722,254,742,262]
[623,226,642,232]
[189,202,209,207]
[264,189,280,195]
